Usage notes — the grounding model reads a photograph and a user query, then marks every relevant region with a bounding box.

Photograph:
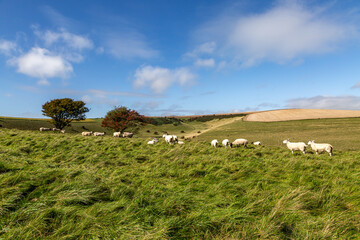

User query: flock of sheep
[39,127,65,133]
[81,131,134,137]
[283,139,333,156]
[210,138,333,156]
[40,127,333,156]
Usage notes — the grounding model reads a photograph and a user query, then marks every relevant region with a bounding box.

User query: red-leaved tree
[101,106,147,133]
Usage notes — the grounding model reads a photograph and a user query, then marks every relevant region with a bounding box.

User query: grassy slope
[196,117,360,150]
[2,115,360,150]
[1,129,360,239]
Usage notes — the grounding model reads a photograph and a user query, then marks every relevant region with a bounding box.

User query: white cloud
[194,58,215,67]
[105,33,158,59]
[34,28,93,50]
[185,41,217,58]
[8,47,73,84]
[196,2,355,67]
[0,39,16,55]
[134,65,195,93]
[287,95,360,110]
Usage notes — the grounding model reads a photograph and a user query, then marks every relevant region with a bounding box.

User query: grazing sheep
[52,128,61,131]
[222,139,231,148]
[39,127,51,131]
[113,132,121,137]
[283,139,307,154]
[211,139,219,148]
[232,138,248,148]
[165,135,178,144]
[123,132,133,138]
[252,141,261,146]
[177,141,185,144]
[308,140,333,156]
[81,131,93,136]
[147,138,158,144]
[93,132,105,136]
[60,130,65,134]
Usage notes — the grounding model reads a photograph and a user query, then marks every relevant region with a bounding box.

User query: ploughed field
[1,128,360,239]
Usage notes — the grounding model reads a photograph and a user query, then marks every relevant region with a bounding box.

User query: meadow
[1,124,360,239]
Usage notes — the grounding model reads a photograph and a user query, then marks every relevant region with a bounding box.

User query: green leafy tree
[42,98,90,129]
[101,106,146,133]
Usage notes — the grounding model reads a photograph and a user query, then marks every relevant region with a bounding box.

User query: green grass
[197,117,360,150]
[1,128,360,239]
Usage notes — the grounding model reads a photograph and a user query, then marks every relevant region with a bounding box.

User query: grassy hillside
[1,128,360,239]
[2,115,360,150]
[196,117,360,150]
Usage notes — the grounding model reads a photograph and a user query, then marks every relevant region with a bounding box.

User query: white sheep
[232,138,248,148]
[222,139,231,148]
[147,138,158,144]
[93,132,105,136]
[39,127,51,131]
[283,139,307,154]
[113,132,121,137]
[211,139,219,148]
[60,130,65,134]
[165,135,177,144]
[252,141,261,146]
[308,140,333,156]
[177,141,185,144]
[162,133,168,138]
[81,131,93,136]
[123,132,133,138]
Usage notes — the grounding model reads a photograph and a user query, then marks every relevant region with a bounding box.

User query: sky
[1,0,360,118]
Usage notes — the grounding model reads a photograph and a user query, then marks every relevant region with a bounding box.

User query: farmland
[1,114,360,238]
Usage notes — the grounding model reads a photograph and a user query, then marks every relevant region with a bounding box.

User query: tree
[42,98,90,129]
[101,106,146,133]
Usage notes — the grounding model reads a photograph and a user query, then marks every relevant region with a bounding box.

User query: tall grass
[1,129,360,239]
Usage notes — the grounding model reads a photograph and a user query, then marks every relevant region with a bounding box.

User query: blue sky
[1,0,360,118]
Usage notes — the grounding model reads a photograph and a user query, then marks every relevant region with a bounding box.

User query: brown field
[244,109,360,122]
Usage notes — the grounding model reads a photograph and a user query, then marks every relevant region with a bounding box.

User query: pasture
[1,126,360,239]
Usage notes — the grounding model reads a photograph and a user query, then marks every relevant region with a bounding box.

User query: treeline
[146,113,247,126]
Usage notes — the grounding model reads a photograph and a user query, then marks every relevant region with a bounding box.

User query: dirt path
[184,116,244,139]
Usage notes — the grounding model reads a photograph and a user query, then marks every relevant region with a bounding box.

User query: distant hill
[243,109,360,122]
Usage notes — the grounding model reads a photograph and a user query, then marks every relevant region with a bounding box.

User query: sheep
[165,135,177,144]
[283,139,307,154]
[81,131,93,136]
[232,138,248,148]
[39,127,51,131]
[308,140,333,156]
[123,132,133,138]
[211,139,219,148]
[177,141,185,144]
[52,128,61,131]
[147,138,158,144]
[60,130,65,134]
[222,139,231,148]
[93,132,105,136]
[113,132,121,137]
[162,133,168,138]
[252,141,261,146]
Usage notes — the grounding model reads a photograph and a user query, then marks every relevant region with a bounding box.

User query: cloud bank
[286,95,360,110]
[195,2,355,67]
